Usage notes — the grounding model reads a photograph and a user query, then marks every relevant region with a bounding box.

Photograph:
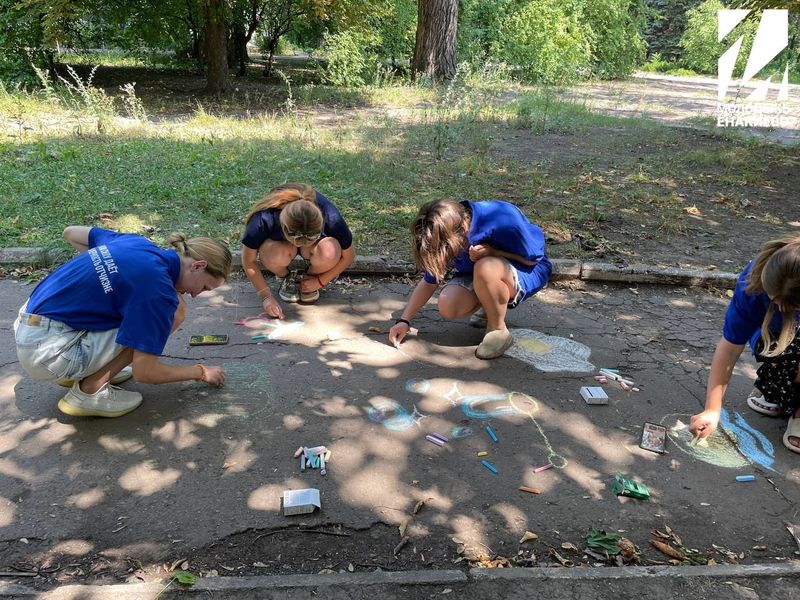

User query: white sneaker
[746,389,782,417]
[57,366,133,388]
[58,381,143,418]
[469,307,487,328]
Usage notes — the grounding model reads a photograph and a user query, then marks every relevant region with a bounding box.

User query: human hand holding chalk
[388,321,409,349]
[689,409,720,441]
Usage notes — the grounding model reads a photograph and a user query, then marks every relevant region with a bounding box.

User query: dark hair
[411,199,469,281]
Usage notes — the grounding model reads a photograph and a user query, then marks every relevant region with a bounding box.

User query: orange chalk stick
[518,486,543,495]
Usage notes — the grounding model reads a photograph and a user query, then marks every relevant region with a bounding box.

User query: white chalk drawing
[188,361,274,419]
[505,329,595,374]
[234,313,305,341]
[368,401,428,431]
[405,379,431,394]
[661,410,776,472]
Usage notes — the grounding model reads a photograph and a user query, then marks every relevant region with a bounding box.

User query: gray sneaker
[469,307,487,328]
[58,382,143,418]
[475,328,514,360]
[279,271,301,303]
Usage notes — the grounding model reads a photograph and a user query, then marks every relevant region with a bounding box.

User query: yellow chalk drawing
[518,339,551,354]
[508,392,569,469]
[187,362,274,419]
[662,415,749,469]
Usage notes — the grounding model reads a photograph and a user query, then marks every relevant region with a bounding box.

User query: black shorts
[754,331,800,414]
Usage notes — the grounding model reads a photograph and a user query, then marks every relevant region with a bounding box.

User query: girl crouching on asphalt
[690,236,800,454]
[14,227,231,418]
[388,198,552,359]
[241,183,356,319]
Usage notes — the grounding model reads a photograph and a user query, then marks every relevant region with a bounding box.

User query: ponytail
[244,183,317,226]
[168,233,232,280]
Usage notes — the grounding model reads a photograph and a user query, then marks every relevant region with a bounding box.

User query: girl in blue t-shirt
[241,183,356,318]
[690,236,800,455]
[13,227,232,418]
[388,199,552,359]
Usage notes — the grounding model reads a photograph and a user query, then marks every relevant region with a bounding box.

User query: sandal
[746,389,782,417]
[783,415,800,455]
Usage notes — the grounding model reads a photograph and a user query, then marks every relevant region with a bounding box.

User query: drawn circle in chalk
[507,391,539,416]
[462,393,518,419]
[368,401,414,431]
[405,379,431,394]
[547,454,568,469]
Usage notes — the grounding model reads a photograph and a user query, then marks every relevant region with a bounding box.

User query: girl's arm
[62,226,92,252]
[469,244,537,266]
[241,245,284,319]
[131,351,225,386]
[388,278,438,347]
[689,337,746,438]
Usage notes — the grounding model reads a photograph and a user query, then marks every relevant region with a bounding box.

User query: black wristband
[395,318,411,327]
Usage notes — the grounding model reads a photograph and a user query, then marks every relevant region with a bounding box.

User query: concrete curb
[0,248,739,289]
[2,562,798,599]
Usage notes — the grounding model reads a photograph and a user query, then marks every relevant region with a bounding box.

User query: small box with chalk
[580,386,609,405]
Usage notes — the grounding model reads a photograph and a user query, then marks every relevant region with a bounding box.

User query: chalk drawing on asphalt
[505,329,595,374]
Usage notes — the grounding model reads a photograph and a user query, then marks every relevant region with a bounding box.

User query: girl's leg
[300,237,341,278]
[438,284,480,320]
[258,240,297,277]
[471,257,516,331]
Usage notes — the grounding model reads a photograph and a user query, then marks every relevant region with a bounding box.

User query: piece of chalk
[300,455,306,471]
[324,450,331,462]
[477,451,488,457]
[293,446,305,458]
[735,474,756,482]
[319,454,326,476]
[431,433,449,443]
[486,426,498,443]
[426,435,444,447]
[519,486,542,494]
[689,435,700,447]
[251,333,268,340]
[534,463,553,473]
[481,460,498,473]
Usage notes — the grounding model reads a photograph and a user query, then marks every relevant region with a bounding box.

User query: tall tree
[412,0,458,81]
[203,0,231,93]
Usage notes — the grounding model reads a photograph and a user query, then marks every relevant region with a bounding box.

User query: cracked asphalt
[0,275,799,581]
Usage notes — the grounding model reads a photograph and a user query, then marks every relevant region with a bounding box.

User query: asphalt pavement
[0,275,799,596]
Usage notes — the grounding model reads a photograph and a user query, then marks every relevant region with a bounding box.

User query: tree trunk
[412,0,458,81]
[228,25,249,76]
[263,39,278,78]
[203,0,231,94]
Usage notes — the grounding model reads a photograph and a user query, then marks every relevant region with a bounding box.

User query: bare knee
[473,256,506,279]
[259,240,295,273]
[438,296,462,320]
[309,238,342,272]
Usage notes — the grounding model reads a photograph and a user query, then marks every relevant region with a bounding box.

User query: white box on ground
[283,488,321,516]
[580,386,609,405]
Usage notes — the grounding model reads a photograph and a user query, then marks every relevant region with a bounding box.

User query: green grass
[1,74,796,266]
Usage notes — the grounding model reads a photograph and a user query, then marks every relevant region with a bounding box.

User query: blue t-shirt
[722,261,785,353]
[27,228,181,355]
[241,192,353,250]
[423,200,547,284]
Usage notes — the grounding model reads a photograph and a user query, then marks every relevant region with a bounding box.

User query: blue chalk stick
[481,460,498,474]
[735,474,756,482]
[486,426,498,443]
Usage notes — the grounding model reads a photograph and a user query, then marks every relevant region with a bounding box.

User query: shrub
[492,0,592,84]
[584,0,647,78]
[323,29,379,87]
[680,0,756,75]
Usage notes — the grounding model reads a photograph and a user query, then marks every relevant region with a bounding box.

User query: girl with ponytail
[388,198,552,360]
[690,235,800,454]
[241,183,355,317]
[13,226,231,418]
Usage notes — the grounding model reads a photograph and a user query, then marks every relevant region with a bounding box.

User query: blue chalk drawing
[662,410,776,473]
[368,401,428,431]
[720,408,776,473]
[450,425,474,439]
[462,393,518,419]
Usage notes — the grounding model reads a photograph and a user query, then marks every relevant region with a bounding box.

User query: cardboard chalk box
[282,488,321,516]
[580,386,609,405]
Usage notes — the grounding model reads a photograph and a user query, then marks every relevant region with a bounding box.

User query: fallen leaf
[171,570,196,586]
[347,563,354,572]
[561,542,579,553]
[220,565,235,572]
[318,568,335,574]
[253,562,268,568]
[399,521,408,538]
[650,540,685,561]
[683,206,701,216]
[752,545,767,551]
[441,589,453,595]
[413,499,426,514]
[368,326,381,333]
[519,531,539,544]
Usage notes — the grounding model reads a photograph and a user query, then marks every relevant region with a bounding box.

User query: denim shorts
[13,303,124,383]
[443,257,552,309]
